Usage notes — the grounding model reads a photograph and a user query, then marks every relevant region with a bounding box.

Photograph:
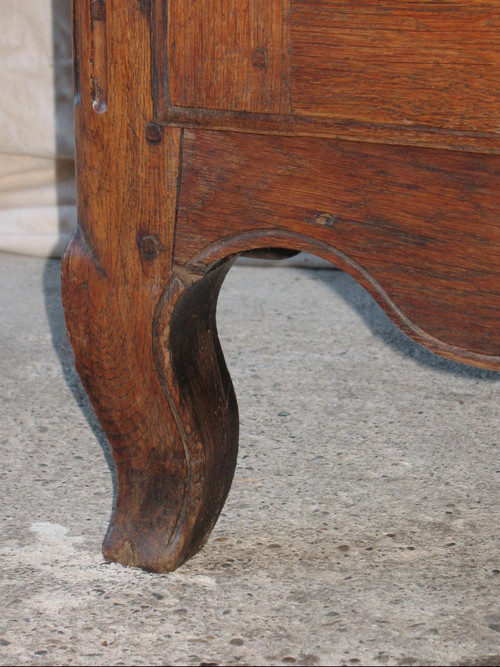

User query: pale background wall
[0,0,75,257]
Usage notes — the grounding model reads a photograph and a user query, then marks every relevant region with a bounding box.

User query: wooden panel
[292,0,500,135]
[163,0,291,114]
[154,0,500,153]
[175,130,500,363]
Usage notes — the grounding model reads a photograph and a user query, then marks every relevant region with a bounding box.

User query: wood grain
[159,0,291,114]
[292,0,500,138]
[154,0,500,153]
[175,129,500,367]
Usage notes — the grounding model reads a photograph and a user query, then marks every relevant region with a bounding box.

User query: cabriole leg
[62,241,238,571]
[64,0,239,571]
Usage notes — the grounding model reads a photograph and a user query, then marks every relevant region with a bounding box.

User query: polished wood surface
[291,1,500,138]
[156,0,500,153]
[63,0,500,571]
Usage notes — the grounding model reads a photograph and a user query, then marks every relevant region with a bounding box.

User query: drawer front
[154,0,500,152]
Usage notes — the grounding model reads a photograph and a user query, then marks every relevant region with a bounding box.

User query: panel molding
[153,0,500,154]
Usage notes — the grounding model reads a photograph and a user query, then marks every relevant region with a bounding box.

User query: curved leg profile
[151,260,240,564]
[62,234,238,572]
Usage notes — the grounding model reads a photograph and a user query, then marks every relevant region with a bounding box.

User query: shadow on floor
[314,266,500,382]
[43,258,117,490]
[43,0,116,504]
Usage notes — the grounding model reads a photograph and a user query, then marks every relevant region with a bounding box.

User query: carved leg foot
[62,235,238,571]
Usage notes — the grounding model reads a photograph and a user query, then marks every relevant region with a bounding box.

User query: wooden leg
[65,0,242,571]
[62,233,238,572]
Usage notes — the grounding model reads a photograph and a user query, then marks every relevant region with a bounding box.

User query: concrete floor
[0,251,499,666]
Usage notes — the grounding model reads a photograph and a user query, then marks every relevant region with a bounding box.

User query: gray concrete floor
[1,251,499,667]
